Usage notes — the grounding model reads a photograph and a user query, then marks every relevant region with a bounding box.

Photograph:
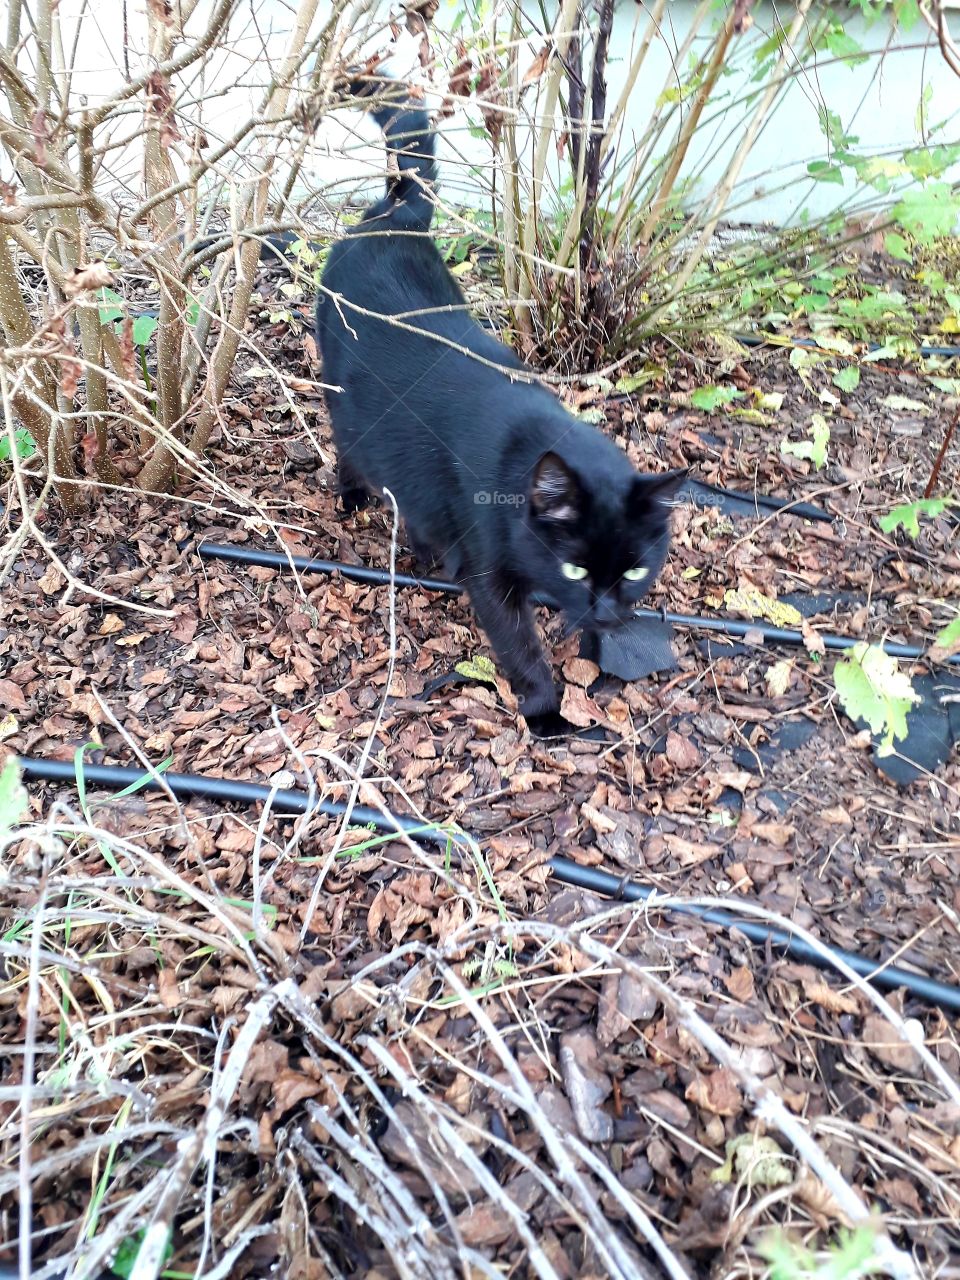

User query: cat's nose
[591,595,621,628]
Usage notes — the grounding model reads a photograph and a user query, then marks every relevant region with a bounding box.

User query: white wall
[6,1,960,229]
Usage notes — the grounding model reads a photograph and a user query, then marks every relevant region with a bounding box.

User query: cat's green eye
[561,563,589,581]
[623,567,649,582]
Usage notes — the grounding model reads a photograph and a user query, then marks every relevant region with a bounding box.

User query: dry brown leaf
[801,977,859,1014]
[521,44,552,86]
[63,262,115,295]
[244,1039,289,1085]
[733,0,755,34]
[666,729,700,769]
[801,619,826,657]
[157,968,180,1010]
[272,1068,323,1116]
[765,658,794,697]
[562,657,600,686]
[660,832,721,866]
[37,564,65,595]
[581,802,617,835]
[724,966,755,1002]
[862,1014,921,1071]
[0,680,27,712]
[685,1068,742,1116]
[794,1172,853,1227]
[876,1176,924,1215]
[560,684,604,728]
[820,804,852,825]
[145,70,181,147]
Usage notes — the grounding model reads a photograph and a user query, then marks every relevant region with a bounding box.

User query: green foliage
[97,288,198,346]
[97,286,124,325]
[781,414,830,469]
[0,758,28,834]
[893,184,960,244]
[931,616,960,658]
[710,1134,792,1189]
[834,642,920,753]
[884,232,912,262]
[131,314,159,346]
[691,385,744,411]
[109,1228,174,1279]
[879,496,952,539]
[455,654,498,686]
[824,25,869,68]
[832,366,860,393]
[760,1226,882,1280]
[0,427,37,462]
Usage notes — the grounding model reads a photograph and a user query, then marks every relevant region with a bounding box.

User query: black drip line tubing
[196,541,960,668]
[735,332,960,360]
[16,756,960,1016]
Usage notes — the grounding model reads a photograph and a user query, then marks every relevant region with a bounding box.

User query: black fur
[316,79,683,736]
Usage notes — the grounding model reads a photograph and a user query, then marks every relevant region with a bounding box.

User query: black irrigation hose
[735,332,960,360]
[685,479,832,524]
[195,541,960,667]
[16,756,960,1016]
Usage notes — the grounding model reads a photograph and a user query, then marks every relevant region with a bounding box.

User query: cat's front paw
[338,487,371,515]
[524,710,575,739]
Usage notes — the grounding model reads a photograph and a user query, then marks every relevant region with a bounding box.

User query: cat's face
[523,452,685,632]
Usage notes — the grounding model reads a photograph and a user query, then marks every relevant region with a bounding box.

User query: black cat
[315,77,684,737]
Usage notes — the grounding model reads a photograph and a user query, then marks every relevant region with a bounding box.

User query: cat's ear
[627,467,688,519]
[530,452,582,522]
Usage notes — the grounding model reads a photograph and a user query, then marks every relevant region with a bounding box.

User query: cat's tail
[339,71,437,232]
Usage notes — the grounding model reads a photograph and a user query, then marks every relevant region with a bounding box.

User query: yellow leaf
[723,586,804,629]
[455,655,498,686]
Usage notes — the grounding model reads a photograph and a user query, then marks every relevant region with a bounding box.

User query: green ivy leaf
[690,385,744,411]
[834,642,920,753]
[455,655,498,686]
[832,366,860,393]
[781,414,830,469]
[0,758,28,835]
[878,496,951,539]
